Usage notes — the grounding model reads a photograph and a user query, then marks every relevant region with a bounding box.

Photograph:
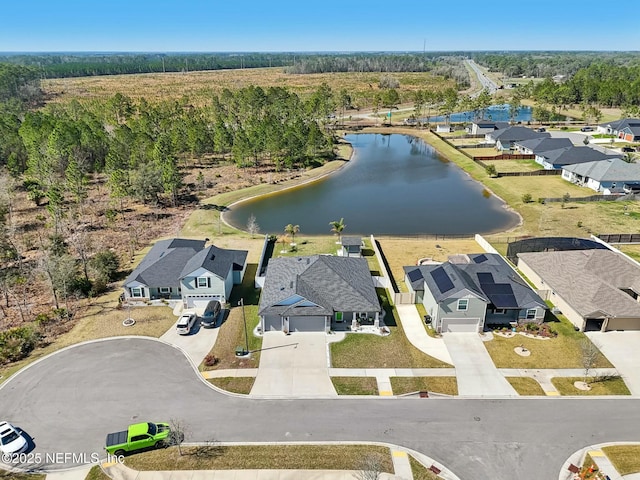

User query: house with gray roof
[535,145,619,170]
[517,249,640,332]
[340,236,363,257]
[403,253,546,333]
[514,137,573,155]
[259,255,381,333]
[467,120,509,135]
[597,118,640,141]
[562,158,640,194]
[485,126,550,151]
[123,238,248,307]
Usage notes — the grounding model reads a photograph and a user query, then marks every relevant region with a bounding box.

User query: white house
[562,158,640,194]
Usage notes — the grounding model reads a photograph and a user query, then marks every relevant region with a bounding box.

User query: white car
[176,313,197,335]
[0,421,28,455]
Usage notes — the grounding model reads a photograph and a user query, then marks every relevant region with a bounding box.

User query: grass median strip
[207,377,255,395]
[124,445,394,472]
[551,377,631,396]
[506,377,545,396]
[331,376,379,395]
[390,377,458,396]
[409,455,441,480]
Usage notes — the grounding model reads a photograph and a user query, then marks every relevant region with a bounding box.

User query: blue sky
[2,0,639,52]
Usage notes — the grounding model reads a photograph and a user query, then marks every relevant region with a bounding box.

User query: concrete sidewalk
[395,304,453,365]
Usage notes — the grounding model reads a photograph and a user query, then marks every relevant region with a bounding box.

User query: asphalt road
[466,59,498,95]
[1,338,639,479]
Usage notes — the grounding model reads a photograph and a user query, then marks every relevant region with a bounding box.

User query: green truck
[105,422,171,456]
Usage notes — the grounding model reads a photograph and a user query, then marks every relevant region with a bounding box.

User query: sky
[2,0,639,53]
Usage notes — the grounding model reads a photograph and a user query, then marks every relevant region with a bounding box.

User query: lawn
[506,377,546,396]
[272,235,340,258]
[484,159,542,173]
[483,315,613,369]
[330,290,450,368]
[601,445,640,475]
[410,455,441,480]
[84,466,110,480]
[124,445,394,473]
[207,377,255,395]
[331,376,379,395]
[0,474,45,480]
[200,264,263,370]
[551,376,631,396]
[390,377,458,396]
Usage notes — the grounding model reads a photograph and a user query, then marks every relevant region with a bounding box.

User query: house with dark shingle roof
[517,249,640,332]
[259,255,381,332]
[514,137,573,155]
[597,118,640,141]
[535,145,620,170]
[467,120,509,135]
[485,126,550,151]
[562,158,640,194]
[404,253,546,333]
[123,238,247,307]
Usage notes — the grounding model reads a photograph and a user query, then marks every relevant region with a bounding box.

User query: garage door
[185,295,222,308]
[263,315,282,332]
[289,316,326,332]
[442,318,480,333]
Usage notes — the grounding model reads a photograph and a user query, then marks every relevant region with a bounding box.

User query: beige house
[517,250,640,332]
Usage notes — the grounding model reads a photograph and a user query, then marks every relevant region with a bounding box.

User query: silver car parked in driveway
[176,313,197,335]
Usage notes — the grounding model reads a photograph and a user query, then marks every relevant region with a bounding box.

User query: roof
[124,238,205,288]
[539,146,619,167]
[599,118,640,131]
[259,255,381,317]
[124,238,247,288]
[563,158,640,182]
[341,236,362,247]
[620,124,640,137]
[489,126,550,143]
[517,249,640,318]
[404,253,546,310]
[474,120,509,129]
[515,137,573,153]
[181,245,247,278]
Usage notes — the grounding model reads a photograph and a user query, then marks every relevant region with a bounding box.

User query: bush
[90,250,120,282]
[485,164,497,177]
[204,354,219,367]
[0,326,40,364]
[521,193,533,203]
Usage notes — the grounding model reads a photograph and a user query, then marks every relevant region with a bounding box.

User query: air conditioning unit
[551,307,562,314]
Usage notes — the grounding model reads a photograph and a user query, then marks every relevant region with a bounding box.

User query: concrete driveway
[443,333,517,397]
[250,332,336,397]
[586,331,640,395]
[159,314,222,366]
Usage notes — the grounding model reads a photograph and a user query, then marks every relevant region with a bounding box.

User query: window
[130,435,148,442]
[493,308,506,314]
[131,287,143,298]
[159,287,171,293]
[526,309,537,320]
[197,277,208,288]
[335,312,343,322]
[457,299,468,311]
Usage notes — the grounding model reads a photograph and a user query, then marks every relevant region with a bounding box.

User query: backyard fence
[498,170,562,177]
[474,154,535,161]
[543,194,637,203]
[597,233,640,244]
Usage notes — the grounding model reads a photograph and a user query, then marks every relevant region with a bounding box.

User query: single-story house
[597,118,640,140]
[485,126,550,151]
[404,253,547,333]
[340,236,363,257]
[123,238,248,307]
[259,255,381,333]
[535,145,620,170]
[561,158,640,194]
[514,137,573,155]
[517,249,640,332]
[436,124,453,133]
[467,120,509,135]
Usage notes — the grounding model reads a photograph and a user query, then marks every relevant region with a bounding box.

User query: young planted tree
[329,218,346,242]
[247,214,260,238]
[284,224,299,244]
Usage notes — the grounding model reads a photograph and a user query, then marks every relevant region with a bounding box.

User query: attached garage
[185,294,222,308]
[289,316,327,332]
[606,317,640,331]
[441,318,480,333]
[262,315,282,332]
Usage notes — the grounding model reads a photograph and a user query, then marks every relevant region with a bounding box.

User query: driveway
[395,304,453,364]
[443,333,517,396]
[250,332,336,396]
[159,314,222,366]
[586,331,640,395]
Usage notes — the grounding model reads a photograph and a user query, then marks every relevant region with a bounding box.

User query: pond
[426,104,534,123]
[224,134,520,235]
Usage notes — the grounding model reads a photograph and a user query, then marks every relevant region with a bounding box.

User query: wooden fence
[597,233,640,244]
[499,170,562,177]
[474,154,535,161]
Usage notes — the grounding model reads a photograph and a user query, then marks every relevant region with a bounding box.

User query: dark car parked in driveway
[200,300,221,328]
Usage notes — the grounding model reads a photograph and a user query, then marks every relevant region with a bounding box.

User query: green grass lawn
[331,376,379,395]
[330,290,451,368]
[124,445,394,472]
[207,377,255,394]
[84,466,110,480]
[484,159,542,173]
[601,445,640,475]
[484,315,613,369]
[390,377,458,396]
[506,377,546,396]
[551,376,630,396]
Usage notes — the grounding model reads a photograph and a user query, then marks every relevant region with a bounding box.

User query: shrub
[521,193,533,203]
[204,354,218,367]
[0,326,40,365]
[485,164,497,177]
[90,250,120,282]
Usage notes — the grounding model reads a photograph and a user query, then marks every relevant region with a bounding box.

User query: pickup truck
[105,422,171,456]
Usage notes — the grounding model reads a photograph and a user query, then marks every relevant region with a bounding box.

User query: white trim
[457,299,469,311]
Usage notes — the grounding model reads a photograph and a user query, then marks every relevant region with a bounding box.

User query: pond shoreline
[220,128,523,235]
